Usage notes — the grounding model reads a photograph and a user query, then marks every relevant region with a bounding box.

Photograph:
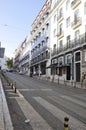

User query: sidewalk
[0,79,13,130]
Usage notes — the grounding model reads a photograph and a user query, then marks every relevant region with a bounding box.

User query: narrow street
[2,72,86,130]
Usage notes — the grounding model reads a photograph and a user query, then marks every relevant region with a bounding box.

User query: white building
[14,36,31,75]
[48,0,86,82]
[14,0,86,82]
[29,0,51,77]
[0,56,8,70]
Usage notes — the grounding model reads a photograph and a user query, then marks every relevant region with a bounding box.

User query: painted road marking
[34,97,86,130]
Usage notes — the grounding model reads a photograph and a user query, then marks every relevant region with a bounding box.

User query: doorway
[75,62,81,82]
[66,66,71,80]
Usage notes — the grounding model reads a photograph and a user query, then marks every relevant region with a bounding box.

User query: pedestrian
[82,72,85,82]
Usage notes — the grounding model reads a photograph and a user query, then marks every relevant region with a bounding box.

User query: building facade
[14,0,86,82]
[49,0,86,82]
[14,36,31,75]
[29,0,51,77]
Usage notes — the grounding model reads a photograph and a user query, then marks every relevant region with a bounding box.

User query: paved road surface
[3,72,86,130]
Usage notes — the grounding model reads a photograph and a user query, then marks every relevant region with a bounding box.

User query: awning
[46,63,57,69]
[56,64,70,68]
[46,63,70,69]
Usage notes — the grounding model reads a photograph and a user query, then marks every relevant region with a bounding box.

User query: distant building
[14,36,31,75]
[0,42,6,70]
[0,56,8,70]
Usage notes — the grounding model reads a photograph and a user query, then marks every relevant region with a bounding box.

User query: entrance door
[75,62,81,82]
[66,66,71,80]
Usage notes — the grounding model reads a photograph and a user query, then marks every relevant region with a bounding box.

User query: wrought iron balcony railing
[71,0,81,9]
[31,52,50,66]
[57,31,64,39]
[57,13,64,23]
[51,49,57,56]
[51,33,86,56]
[31,45,49,59]
[71,17,82,29]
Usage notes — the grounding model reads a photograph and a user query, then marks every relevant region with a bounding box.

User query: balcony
[71,0,81,9]
[64,34,86,52]
[57,47,63,54]
[53,0,63,11]
[39,53,50,62]
[71,17,82,29]
[31,52,50,66]
[64,42,73,51]
[56,33,86,54]
[57,31,64,39]
[57,13,64,23]
[31,44,49,59]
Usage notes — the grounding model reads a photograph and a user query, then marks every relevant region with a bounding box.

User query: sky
[0,0,46,58]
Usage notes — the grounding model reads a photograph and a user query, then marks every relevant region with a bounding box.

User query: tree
[6,58,13,69]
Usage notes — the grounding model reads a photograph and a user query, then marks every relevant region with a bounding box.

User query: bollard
[14,86,16,93]
[81,81,83,88]
[58,77,59,84]
[64,117,69,130]
[52,75,54,82]
[64,79,66,87]
[74,81,76,88]
[14,81,16,93]
[71,80,73,86]
[11,83,13,89]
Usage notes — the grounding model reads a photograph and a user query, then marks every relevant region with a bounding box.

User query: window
[67,35,71,48]
[75,52,81,61]
[46,23,49,30]
[66,17,70,27]
[84,2,86,15]
[38,43,41,48]
[46,37,49,43]
[74,9,79,22]
[54,14,56,22]
[75,30,80,41]
[42,28,45,35]
[59,58,63,64]
[52,59,57,64]
[46,12,49,17]
[42,41,44,46]
[85,50,86,61]
[67,55,71,64]
[53,44,56,50]
[59,40,63,51]
[53,29,56,37]
[66,0,70,10]
[59,7,63,17]
[36,36,38,41]
[39,32,41,37]
[59,23,63,34]
[42,17,44,22]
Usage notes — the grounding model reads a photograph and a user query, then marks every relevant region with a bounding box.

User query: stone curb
[0,79,14,130]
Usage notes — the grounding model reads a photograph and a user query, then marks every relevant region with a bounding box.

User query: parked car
[19,71,23,75]
[8,69,13,72]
